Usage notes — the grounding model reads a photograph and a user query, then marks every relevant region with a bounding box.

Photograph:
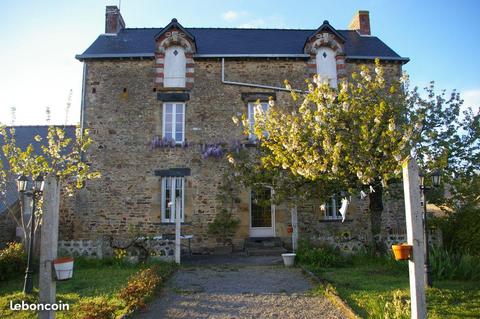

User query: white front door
[249,188,275,237]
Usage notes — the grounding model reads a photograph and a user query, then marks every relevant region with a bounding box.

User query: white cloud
[462,89,480,114]
[221,11,286,29]
[221,10,246,21]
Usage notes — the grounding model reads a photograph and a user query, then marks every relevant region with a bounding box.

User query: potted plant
[391,243,413,260]
[53,257,74,280]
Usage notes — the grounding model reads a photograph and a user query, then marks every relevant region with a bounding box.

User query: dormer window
[316,47,337,88]
[164,46,186,88]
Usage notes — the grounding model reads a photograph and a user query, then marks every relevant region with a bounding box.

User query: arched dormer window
[316,47,337,88]
[164,46,186,88]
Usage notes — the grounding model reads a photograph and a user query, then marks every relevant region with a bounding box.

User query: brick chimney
[348,10,371,35]
[105,6,125,34]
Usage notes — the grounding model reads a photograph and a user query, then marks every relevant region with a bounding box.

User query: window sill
[158,87,187,91]
[160,222,192,225]
[319,219,353,223]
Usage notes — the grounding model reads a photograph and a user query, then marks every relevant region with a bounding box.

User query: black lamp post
[419,169,441,288]
[17,174,44,294]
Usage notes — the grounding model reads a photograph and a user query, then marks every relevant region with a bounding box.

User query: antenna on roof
[119,0,121,11]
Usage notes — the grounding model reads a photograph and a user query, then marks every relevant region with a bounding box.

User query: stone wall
[0,205,18,248]
[57,237,175,261]
[61,57,404,252]
[298,196,371,252]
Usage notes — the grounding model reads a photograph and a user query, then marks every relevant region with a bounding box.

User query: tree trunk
[369,183,384,253]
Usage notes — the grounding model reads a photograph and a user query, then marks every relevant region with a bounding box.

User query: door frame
[249,188,275,237]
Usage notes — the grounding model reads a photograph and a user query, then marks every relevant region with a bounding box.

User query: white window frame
[247,102,269,140]
[162,102,185,144]
[164,46,186,88]
[316,47,338,88]
[324,194,342,220]
[161,177,185,223]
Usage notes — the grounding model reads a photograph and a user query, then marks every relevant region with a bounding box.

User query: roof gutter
[75,53,155,61]
[346,55,410,64]
[75,53,409,64]
[197,54,309,58]
[221,58,304,93]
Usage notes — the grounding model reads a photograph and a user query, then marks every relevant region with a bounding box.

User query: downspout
[79,62,88,136]
[221,58,303,93]
[79,62,88,163]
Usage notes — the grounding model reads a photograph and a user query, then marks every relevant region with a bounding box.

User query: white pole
[291,205,298,252]
[402,158,427,319]
[175,196,181,264]
[39,175,60,319]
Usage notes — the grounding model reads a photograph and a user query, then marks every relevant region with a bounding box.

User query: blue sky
[0,0,479,125]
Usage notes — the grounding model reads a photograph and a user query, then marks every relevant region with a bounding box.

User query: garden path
[135,257,346,319]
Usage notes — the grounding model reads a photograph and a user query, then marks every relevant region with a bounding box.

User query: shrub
[118,267,161,312]
[429,246,480,281]
[0,242,26,281]
[73,296,117,319]
[296,240,347,268]
[437,204,480,256]
[207,208,240,247]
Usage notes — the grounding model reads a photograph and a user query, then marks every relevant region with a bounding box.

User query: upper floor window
[316,47,337,88]
[247,102,269,140]
[162,102,185,144]
[164,46,186,88]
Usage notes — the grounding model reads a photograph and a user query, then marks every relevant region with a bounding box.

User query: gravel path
[135,265,346,319]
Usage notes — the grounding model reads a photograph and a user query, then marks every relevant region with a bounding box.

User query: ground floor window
[324,194,342,220]
[161,177,185,223]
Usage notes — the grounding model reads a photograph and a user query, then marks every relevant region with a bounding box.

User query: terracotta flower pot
[287,225,293,234]
[391,244,413,261]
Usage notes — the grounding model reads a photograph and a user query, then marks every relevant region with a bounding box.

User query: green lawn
[0,258,176,319]
[308,258,480,318]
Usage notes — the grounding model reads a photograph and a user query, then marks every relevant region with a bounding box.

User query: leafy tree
[0,124,100,246]
[232,59,479,248]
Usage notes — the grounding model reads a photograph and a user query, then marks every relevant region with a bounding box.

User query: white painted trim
[161,177,185,223]
[164,46,186,88]
[316,47,338,88]
[162,102,185,144]
[249,188,275,237]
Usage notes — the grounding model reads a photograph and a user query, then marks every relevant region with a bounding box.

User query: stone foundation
[57,237,176,260]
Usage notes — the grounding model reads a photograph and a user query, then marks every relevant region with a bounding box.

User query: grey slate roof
[0,126,76,214]
[76,27,408,62]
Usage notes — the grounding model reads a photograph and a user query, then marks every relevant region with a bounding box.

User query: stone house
[60,7,410,254]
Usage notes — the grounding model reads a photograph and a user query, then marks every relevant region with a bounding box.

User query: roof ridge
[122,27,358,32]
